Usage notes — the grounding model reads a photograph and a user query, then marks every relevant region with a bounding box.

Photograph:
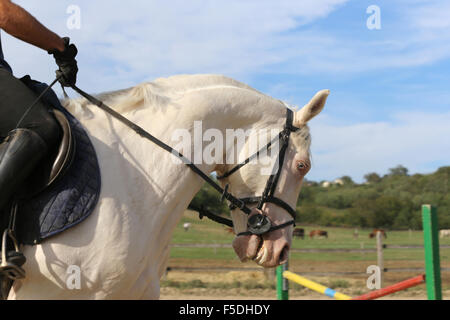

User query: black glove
[48,37,78,87]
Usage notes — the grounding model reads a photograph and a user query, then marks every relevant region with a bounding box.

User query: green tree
[364,172,381,184]
[340,176,355,185]
[189,181,229,215]
[389,165,409,176]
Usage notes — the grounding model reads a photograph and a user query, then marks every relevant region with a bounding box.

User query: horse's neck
[66,95,261,222]
[64,87,282,250]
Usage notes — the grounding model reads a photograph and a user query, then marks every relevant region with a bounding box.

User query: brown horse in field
[293,228,305,239]
[369,229,387,238]
[309,230,328,239]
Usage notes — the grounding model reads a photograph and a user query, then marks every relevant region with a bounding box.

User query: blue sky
[3,0,450,183]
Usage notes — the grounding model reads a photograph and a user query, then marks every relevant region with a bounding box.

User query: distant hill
[190,165,450,230]
[298,165,450,230]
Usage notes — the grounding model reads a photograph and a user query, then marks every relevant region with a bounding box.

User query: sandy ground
[160,292,430,300]
[159,258,449,300]
[159,270,435,300]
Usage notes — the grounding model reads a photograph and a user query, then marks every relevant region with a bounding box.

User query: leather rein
[69,84,299,236]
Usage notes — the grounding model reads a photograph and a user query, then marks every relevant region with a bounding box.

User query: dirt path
[160,258,449,300]
[159,269,440,300]
[160,288,430,300]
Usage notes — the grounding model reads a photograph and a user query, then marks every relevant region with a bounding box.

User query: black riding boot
[0,128,48,278]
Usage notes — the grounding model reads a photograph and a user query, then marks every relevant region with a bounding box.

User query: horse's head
[217,89,329,267]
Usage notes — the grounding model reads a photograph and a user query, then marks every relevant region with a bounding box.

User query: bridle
[216,108,299,236]
[66,84,299,237]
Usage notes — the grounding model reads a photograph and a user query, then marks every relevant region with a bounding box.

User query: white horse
[8,74,328,299]
[183,223,191,232]
[440,229,450,238]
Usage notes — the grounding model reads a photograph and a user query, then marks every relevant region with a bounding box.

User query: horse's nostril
[278,244,290,265]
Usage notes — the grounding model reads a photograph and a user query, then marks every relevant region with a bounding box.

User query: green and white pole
[422,204,442,300]
[276,261,289,300]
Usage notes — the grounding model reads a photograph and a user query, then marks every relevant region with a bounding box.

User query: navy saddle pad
[11,77,101,245]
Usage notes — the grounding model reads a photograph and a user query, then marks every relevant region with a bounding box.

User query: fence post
[276,261,289,300]
[422,204,442,300]
[376,231,384,288]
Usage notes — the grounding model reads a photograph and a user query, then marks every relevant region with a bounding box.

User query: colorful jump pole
[277,205,442,300]
[422,205,442,300]
[352,274,425,300]
[282,271,352,300]
[276,262,289,300]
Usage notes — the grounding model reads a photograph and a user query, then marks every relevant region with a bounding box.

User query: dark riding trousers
[0,32,61,148]
[0,68,61,146]
[0,33,12,73]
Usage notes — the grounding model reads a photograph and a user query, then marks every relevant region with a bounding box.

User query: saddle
[0,105,75,287]
[18,108,75,198]
[0,77,101,298]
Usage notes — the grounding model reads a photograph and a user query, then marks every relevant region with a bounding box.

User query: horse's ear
[294,89,329,127]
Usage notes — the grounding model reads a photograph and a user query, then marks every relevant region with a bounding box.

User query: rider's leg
[0,129,47,279]
[0,68,62,212]
[0,69,62,148]
[0,68,61,273]
[0,128,48,210]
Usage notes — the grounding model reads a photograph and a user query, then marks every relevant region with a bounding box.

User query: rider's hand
[48,37,78,87]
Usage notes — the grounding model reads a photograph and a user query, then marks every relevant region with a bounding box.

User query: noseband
[217,108,299,236]
[69,84,299,237]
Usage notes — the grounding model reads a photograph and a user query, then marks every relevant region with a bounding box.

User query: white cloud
[307,111,450,183]
[3,0,349,93]
[2,1,449,183]
[4,0,450,90]
[408,0,450,30]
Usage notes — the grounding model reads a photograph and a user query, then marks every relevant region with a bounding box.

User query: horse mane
[62,73,312,159]
[62,74,263,116]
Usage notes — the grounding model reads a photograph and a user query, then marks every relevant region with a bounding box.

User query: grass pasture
[161,210,450,299]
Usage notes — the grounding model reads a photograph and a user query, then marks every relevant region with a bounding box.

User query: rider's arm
[0,0,65,52]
